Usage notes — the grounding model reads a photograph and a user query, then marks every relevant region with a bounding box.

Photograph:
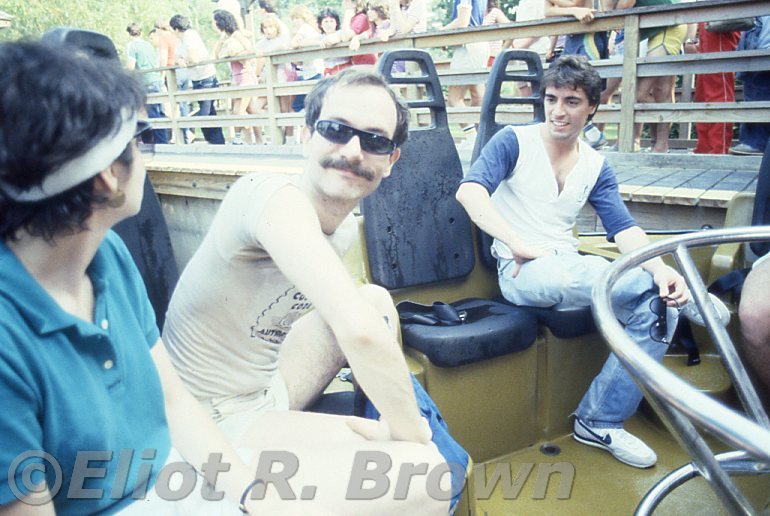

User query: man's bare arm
[544,0,596,23]
[443,4,471,30]
[254,185,428,443]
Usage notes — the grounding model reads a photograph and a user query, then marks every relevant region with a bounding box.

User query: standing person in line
[342,0,378,66]
[483,0,512,67]
[170,14,226,145]
[289,5,324,113]
[125,23,170,145]
[456,55,729,469]
[254,0,296,141]
[213,9,260,145]
[348,0,395,52]
[151,18,193,143]
[545,0,611,149]
[390,0,428,36]
[253,13,291,137]
[731,16,770,156]
[214,0,246,30]
[615,0,686,153]
[318,8,353,76]
[685,22,740,154]
[442,0,489,147]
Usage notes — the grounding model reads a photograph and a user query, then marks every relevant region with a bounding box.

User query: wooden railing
[145,0,770,151]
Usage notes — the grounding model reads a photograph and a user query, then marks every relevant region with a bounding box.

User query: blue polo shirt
[0,231,170,514]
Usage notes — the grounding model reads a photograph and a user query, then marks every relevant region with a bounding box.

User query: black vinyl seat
[365,50,538,365]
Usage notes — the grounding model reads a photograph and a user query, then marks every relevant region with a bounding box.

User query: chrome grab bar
[592,226,770,515]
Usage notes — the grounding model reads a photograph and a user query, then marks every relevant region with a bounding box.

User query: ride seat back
[42,28,180,328]
[366,50,541,461]
[363,50,475,289]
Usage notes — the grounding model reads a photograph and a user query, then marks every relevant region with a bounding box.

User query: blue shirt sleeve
[460,127,520,195]
[588,160,638,242]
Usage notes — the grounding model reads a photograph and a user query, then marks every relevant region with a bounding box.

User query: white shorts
[211,371,291,445]
[450,41,490,71]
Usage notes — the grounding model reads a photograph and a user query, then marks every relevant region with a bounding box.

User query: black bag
[706,18,755,33]
[397,299,538,367]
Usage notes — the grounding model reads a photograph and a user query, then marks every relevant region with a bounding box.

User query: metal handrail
[592,226,770,514]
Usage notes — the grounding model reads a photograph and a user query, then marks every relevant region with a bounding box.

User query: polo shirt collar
[0,240,109,336]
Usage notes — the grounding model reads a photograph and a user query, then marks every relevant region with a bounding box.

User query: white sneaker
[573,418,657,468]
[680,293,731,327]
[230,137,245,145]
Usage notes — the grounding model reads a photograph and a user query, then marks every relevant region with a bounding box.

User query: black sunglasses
[649,296,680,344]
[314,120,397,155]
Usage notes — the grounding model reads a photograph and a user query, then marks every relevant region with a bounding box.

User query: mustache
[320,156,376,181]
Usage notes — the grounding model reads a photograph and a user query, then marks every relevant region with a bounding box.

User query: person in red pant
[689,24,741,154]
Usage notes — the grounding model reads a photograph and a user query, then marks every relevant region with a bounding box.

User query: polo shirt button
[101,319,109,330]
[103,360,114,370]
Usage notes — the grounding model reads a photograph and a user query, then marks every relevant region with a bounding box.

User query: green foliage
[0,0,223,56]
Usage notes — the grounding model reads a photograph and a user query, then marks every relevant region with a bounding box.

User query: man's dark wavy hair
[541,54,602,111]
[0,41,145,241]
[304,67,409,148]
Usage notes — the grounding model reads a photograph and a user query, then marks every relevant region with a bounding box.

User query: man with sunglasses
[163,68,450,511]
[456,55,729,469]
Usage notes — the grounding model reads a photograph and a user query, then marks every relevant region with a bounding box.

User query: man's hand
[652,265,689,306]
[572,7,596,23]
[500,238,550,277]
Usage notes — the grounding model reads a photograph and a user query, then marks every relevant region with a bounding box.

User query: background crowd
[25,0,764,154]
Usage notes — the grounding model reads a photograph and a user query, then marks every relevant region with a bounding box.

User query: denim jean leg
[575,267,671,427]
[145,82,170,144]
[497,253,610,308]
[738,72,770,150]
[192,77,225,145]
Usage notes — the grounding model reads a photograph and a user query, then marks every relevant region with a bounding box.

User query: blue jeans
[738,71,770,151]
[191,76,225,145]
[498,252,678,428]
[145,82,170,145]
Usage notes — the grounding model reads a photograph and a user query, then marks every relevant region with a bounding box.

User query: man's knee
[739,300,770,348]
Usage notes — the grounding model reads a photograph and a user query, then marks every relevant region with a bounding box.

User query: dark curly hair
[317,8,340,32]
[0,41,145,241]
[213,10,238,35]
[541,54,602,108]
[304,67,409,149]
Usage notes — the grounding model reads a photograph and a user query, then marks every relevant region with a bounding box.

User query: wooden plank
[618,15,640,152]
[663,187,705,206]
[631,185,674,204]
[698,190,740,208]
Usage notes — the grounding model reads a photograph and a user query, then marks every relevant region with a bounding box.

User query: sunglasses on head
[314,120,397,155]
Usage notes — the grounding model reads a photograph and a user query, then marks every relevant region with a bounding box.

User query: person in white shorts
[163,67,449,514]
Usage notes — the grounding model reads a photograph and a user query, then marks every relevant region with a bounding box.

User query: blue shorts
[563,31,609,61]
